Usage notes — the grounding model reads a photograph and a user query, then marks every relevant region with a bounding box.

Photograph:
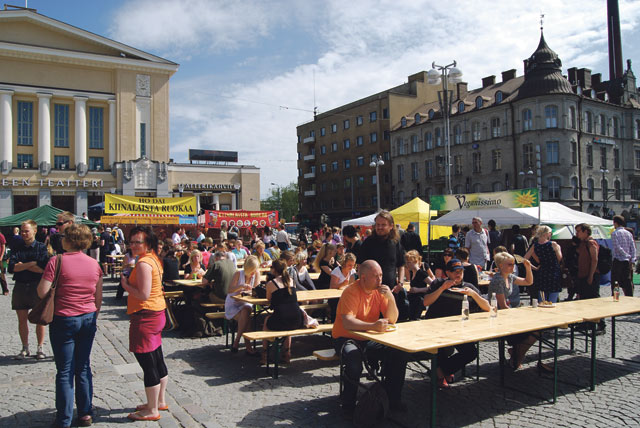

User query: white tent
[431,202,612,227]
[341,213,378,229]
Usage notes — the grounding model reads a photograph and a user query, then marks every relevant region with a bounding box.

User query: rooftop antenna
[540,12,545,33]
[313,67,317,119]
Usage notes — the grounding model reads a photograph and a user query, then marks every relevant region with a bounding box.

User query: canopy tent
[390,197,450,242]
[0,205,96,227]
[340,213,378,229]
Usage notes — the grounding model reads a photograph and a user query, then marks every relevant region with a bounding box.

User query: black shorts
[12,281,41,310]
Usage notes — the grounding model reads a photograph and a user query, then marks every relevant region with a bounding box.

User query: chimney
[607,0,624,80]
[523,59,529,77]
[591,73,602,88]
[577,68,592,88]
[501,69,516,82]
[568,67,578,85]
[457,82,468,100]
[482,75,496,88]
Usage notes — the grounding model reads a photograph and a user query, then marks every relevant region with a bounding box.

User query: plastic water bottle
[613,281,620,302]
[490,293,498,318]
[461,295,470,321]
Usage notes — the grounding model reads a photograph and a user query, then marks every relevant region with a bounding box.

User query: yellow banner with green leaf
[430,188,539,211]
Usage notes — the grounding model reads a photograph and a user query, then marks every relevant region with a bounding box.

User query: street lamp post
[270,182,281,216]
[519,170,534,188]
[428,61,463,195]
[369,155,384,211]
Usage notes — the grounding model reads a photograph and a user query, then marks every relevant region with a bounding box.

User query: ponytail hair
[271,259,293,294]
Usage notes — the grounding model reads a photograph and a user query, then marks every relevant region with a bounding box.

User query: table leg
[611,316,616,358]
[430,353,438,428]
[590,322,596,392]
[570,324,575,352]
[553,328,558,403]
[499,338,505,387]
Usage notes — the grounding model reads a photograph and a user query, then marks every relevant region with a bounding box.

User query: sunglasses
[56,221,70,226]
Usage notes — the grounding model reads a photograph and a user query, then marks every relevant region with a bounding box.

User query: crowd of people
[1,209,636,425]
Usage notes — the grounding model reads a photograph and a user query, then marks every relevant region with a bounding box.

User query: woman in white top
[291,252,316,291]
[328,253,357,322]
[224,255,260,355]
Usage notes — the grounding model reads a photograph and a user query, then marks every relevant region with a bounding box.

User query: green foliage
[261,182,299,222]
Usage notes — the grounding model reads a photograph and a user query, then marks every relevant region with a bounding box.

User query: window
[458,102,465,113]
[600,147,607,169]
[396,138,405,155]
[633,182,640,200]
[310,130,315,137]
[89,156,104,171]
[371,174,377,185]
[571,177,578,199]
[522,109,532,132]
[428,109,435,119]
[54,155,69,170]
[414,113,421,125]
[571,141,577,165]
[495,91,503,103]
[320,145,326,155]
[568,106,576,129]
[397,191,405,205]
[331,161,338,171]
[344,178,351,189]
[523,143,533,169]
[636,150,640,169]
[369,111,377,122]
[139,123,146,157]
[397,164,405,182]
[454,155,462,175]
[615,179,621,200]
[331,142,338,152]
[89,107,104,149]
[331,123,337,133]
[435,128,442,146]
[587,178,594,199]
[356,116,363,126]
[475,97,483,109]
[356,136,363,146]
[637,119,640,139]
[356,156,364,167]
[585,111,593,133]
[473,152,481,173]
[548,177,560,199]
[401,117,407,128]
[382,108,389,119]
[491,117,501,138]
[17,101,33,146]
[320,182,326,192]
[357,176,365,186]
[321,163,326,173]
[425,160,433,178]
[54,104,69,147]
[602,178,608,202]
[599,114,607,135]
[343,139,350,150]
[425,132,433,150]
[545,105,558,128]
[492,149,502,170]
[332,181,338,191]
[587,145,593,167]
[372,195,378,207]
[343,119,350,130]
[344,159,351,170]
[546,141,559,164]
[472,121,480,141]
[411,135,419,153]
[612,117,620,138]
[453,125,462,144]
[370,132,378,143]
[493,182,503,192]
[17,153,33,168]
[383,130,390,140]
[614,148,620,169]
[320,127,326,136]
[473,183,482,193]
[411,162,419,180]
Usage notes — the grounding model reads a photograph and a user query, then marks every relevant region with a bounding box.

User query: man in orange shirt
[332,260,407,417]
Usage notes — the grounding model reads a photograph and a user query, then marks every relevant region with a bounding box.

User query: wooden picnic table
[233,288,343,306]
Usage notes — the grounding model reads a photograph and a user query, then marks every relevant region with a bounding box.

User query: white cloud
[112,0,640,197]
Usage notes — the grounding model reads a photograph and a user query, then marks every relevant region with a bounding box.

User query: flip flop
[127,411,161,421]
[136,404,169,411]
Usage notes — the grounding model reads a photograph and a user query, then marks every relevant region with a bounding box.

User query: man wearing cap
[423,258,490,387]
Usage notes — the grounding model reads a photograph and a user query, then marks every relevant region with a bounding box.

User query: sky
[23,0,640,197]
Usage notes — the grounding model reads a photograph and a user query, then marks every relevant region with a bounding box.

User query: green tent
[0,205,97,227]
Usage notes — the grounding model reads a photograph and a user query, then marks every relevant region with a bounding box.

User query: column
[74,96,88,176]
[37,93,52,174]
[38,188,51,207]
[76,191,88,216]
[231,192,236,210]
[212,194,220,210]
[0,89,13,174]
[0,189,13,217]
[108,99,116,168]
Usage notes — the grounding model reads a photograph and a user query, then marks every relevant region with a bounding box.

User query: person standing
[487,219,502,259]
[50,211,75,254]
[448,224,461,250]
[0,230,8,295]
[465,217,490,269]
[276,223,291,251]
[611,215,636,296]
[400,223,423,254]
[37,224,102,428]
[342,225,362,259]
[8,220,50,359]
[575,223,600,299]
[357,210,409,321]
[524,226,563,303]
[509,225,529,257]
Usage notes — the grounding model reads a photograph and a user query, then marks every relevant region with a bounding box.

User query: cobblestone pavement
[1,276,640,428]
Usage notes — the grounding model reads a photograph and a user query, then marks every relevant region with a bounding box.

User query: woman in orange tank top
[121,226,168,422]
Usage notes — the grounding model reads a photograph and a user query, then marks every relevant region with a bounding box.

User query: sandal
[437,377,450,389]
[127,411,161,421]
[136,404,169,411]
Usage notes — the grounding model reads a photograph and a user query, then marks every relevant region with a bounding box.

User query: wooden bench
[243,324,334,378]
[163,291,184,331]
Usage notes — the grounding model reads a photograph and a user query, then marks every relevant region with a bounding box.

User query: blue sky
[24,0,640,197]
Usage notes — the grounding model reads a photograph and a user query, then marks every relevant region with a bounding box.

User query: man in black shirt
[357,211,409,321]
[400,223,422,253]
[423,259,490,387]
[50,211,75,254]
[342,225,362,259]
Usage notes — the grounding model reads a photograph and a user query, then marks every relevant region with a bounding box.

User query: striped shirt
[611,227,636,263]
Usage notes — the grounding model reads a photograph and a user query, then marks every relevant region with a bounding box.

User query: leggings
[134,346,168,387]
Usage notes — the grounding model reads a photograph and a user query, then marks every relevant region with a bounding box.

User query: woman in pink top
[37,224,103,428]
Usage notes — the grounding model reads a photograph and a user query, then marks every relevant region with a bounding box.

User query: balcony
[303,136,316,144]
[303,154,316,161]
[304,172,316,179]
[304,189,316,196]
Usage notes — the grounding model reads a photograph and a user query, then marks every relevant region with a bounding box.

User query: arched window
[495,91,503,103]
[522,109,532,131]
[453,124,462,144]
[599,114,607,135]
[545,105,558,128]
[458,102,465,113]
[435,128,442,146]
[491,117,501,138]
[401,117,407,127]
[587,178,594,199]
[472,121,481,141]
[615,179,621,200]
[571,176,578,199]
[414,113,421,125]
[475,97,483,109]
[585,111,593,133]
[492,182,503,191]
[428,109,435,119]
[424,132,433,150]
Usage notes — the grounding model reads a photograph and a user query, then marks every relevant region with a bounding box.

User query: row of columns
[0,89,116,175]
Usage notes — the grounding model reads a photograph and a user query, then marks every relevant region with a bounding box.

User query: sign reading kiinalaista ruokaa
[429,188,539,211]
[104,194,197,215]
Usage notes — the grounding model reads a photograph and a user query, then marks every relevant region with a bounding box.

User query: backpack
[597,245,612,275]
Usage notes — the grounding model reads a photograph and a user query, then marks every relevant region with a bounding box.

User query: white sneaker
[35,350,46,360]
[14,349,30,360]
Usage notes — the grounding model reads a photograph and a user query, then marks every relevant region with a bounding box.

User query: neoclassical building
[391,32,640,219]
[0,7,259,217]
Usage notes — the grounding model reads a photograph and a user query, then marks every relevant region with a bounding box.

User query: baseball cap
[445,259,464,272]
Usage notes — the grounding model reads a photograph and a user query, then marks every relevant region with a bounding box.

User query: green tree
[261,182,299,222]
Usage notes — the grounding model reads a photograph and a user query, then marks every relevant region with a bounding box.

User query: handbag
[28,254,62,325]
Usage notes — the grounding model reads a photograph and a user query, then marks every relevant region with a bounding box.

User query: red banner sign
[205,210,279,229]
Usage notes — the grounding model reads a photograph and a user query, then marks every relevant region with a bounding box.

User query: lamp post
[270,182,281,216]
[600,167,609,217]
[369,155,384,211]
[428,61,463,195]
[519,170,534,188]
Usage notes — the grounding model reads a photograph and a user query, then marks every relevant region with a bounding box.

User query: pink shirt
[43,252,102,317]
